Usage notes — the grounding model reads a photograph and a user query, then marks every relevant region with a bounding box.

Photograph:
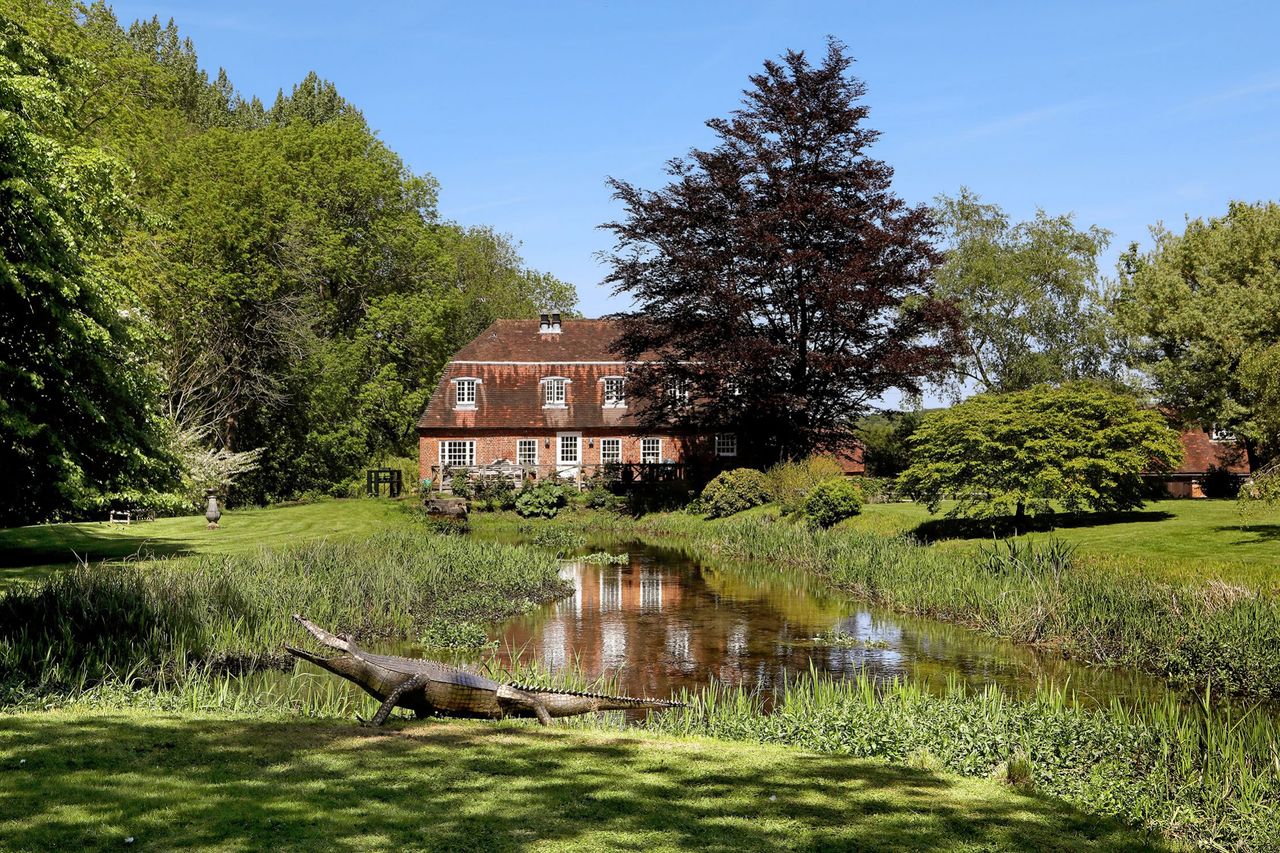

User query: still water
[480,542,1177,707]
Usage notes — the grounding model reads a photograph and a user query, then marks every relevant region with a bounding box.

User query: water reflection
[488,543,1183,708]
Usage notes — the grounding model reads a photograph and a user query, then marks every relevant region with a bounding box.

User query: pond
[479,541,1181,708]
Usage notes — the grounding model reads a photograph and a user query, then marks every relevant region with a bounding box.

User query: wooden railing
[428,462,691,493]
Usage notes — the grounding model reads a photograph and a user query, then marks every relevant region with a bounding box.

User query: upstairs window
[715,433,737,457]
[665,379,690,404]
[603,377,626,408]
[641,437,662,464]
[1210,424,1237,442]
[543,377,568,408]
[454,378,477,409]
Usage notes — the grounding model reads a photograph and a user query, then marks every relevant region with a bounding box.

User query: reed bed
[0,530,569,694]
[538,511,1280,699]
[645,670,1280,851]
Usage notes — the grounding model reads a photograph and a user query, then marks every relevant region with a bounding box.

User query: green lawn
[0,499,410,585]
[842,499,1279,587]
[0,710,1161,852]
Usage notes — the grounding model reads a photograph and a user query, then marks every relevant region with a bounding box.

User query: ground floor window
[641,437,662,464]
[600,438,622,464]
[439,440,475,469]
[517,439,538,466]
[715,433,737,457]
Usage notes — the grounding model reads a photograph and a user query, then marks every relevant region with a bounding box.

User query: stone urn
[205,490,222,530]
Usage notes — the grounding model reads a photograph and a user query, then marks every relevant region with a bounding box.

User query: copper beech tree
[602,39,960,461]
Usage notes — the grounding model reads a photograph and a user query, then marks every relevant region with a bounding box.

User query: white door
[557,433,581,480]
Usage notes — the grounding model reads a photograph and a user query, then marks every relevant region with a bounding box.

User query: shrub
[701,468,772,518]
[471,477,516,511]
[767,456,846,514]
[515,481,568,518]
[449,473,471,499]
[802,477,863,527]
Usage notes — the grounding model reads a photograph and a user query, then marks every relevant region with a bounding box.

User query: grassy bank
[645,673,1279,851]
[0,529,568,693]
[841,500,1280,587]
[476,509,1280,699]
[0,499,412,585]
[0,708,1163,852]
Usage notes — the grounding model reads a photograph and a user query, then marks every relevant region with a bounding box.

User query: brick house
[416,315,741,488]
[1155,425,1250,498]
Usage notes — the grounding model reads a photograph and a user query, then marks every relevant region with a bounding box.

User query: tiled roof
[1171,429,1249,475]
[449,318,631,363]
[418,319,651,431]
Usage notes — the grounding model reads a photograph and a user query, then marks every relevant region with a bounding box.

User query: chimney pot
[539,313,550,333]
[551,312,561,331]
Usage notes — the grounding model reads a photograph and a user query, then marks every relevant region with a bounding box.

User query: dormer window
[665,378,690,404]
[1210,424,1236,443]
[602,377,626,408]
[542,377,568,408]
[453,378,478,409]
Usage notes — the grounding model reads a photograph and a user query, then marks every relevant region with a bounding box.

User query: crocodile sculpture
[286,615,683,726]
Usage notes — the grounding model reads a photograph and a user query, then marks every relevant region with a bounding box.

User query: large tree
[898,383,1182,523]
[1115,201,1280,470]
[602,40,958,461]
[0,14,173,523]
[932,188,1118,396]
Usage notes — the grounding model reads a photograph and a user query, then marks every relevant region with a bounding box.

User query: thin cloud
[957,100,1092,140]
[1175,76,1280,114]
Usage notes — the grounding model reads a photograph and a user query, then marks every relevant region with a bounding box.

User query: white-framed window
[641,437,662,464]
[454,378,477,409]
[517,439,538,467]
[542,377,568,408]
[600,438,622,464]
[439,440,475,469]
[1210,424,1237,443]
[715,433,737,457]
[602,377,626,408]
[665,379,690,404]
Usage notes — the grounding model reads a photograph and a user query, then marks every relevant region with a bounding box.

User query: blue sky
[112,1,1280,319]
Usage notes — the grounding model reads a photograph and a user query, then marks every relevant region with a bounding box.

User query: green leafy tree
[932,188,1117,395]
[899,383,1182,522]
[0,14,173,523]
[857,409,923,478]
[1115,201,1280,469]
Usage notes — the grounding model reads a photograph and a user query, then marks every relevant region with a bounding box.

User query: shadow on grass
[0,525,194,572]
[912,510,1176,544]
[0,714,1164,852]
[1215,523,1280,545]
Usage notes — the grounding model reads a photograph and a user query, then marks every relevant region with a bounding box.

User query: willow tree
[602,39,959,461]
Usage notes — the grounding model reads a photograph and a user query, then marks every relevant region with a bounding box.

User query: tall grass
[645,670,1280,851]
[505,510,1280,698]
[0,530,569,694]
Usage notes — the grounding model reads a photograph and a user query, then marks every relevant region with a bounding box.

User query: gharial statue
[286,615,683,726]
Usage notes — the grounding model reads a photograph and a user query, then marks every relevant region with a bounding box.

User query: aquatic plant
[0,530,568,694]
[645,670,1280,851]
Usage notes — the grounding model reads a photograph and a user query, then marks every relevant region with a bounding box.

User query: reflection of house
[416,315,741,487]
[1150,427,1249,498]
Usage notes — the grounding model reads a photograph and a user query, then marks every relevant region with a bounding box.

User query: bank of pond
[0,517,1276,849]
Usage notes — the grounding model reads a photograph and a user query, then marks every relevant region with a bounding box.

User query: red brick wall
[418,431,706,484]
